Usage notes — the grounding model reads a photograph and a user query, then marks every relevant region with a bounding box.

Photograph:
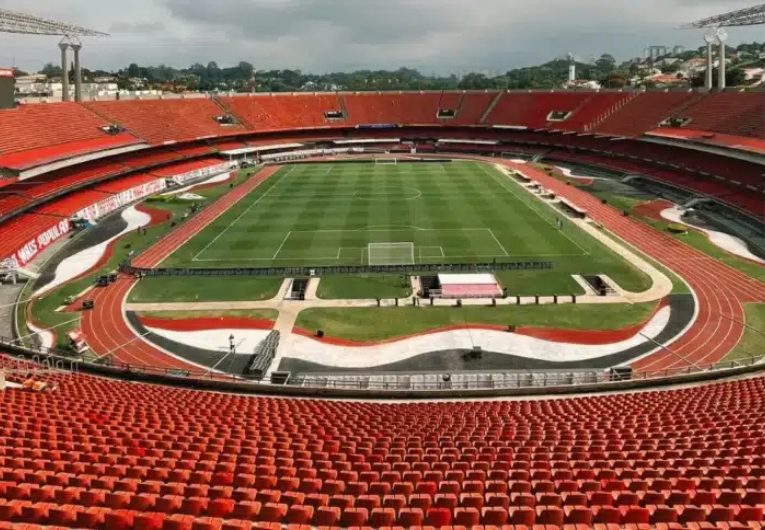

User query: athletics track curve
[80,166,279,371]
[493,160,765,373]
[80,160,765,376]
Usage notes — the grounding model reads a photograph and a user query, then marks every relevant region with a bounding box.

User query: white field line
[476,163,590,256]
[488,229,510,257]
[191,252,580,263]
[271,231,292,260]
[192,166,295,261]
[283,227,498,234]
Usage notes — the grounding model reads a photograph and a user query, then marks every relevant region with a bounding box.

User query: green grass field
[724,303,765,364]
[161,161,650,294]
[296,303,658,342]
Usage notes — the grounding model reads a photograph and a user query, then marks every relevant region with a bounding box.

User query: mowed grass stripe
[163,161,650,294]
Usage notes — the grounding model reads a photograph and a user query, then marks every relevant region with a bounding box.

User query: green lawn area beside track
[723,303,765,364]
[136,309,279,321]
[128,276,282,303]
[162,161,651,296]
[317,274,412,299]
[588,189,765,285]
[17,168,260,350]
[295,302,658,342]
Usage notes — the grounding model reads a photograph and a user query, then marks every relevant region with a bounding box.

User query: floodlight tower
[680,4,765,90]
[703,30,717,90]
[0,7,108,102]
[58,38,70,101]
[716,28,728,89]
[71,37,83,102]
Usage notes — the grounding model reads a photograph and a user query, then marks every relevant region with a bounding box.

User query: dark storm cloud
[0,0,761,73]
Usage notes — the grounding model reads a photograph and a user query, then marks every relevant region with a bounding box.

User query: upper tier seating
[220,94,344,130]
[343,93,443,125]
[86,99,246,144]
[0,365,764,529]
[675,91,765,139]
[594,92,704,137]
[486,92,593,129]
[452,92,499,125]
[0,103,139,169]
[559,92,633,132]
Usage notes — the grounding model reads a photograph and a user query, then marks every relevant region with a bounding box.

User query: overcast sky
[0,0,762,74]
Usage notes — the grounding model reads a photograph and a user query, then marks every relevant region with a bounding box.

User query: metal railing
[2,334,764,396]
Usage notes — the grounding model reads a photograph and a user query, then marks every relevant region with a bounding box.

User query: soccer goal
[367,242,415,266]
[374,157,397,165]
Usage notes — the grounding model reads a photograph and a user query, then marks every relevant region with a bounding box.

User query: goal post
[374,157,397,165]
[367,242,415,266]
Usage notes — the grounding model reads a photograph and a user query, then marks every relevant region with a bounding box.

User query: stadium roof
[679,3,765,29]
[0,7,108,36]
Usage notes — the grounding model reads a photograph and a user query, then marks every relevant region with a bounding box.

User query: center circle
[353,187,422,202]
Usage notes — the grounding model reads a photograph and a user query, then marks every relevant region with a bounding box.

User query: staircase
[586,92,640,133]
[338,94,350,121]
[667,92,710,122]
[479,92,504,123]
[453,92,467,121]
[212,95,252,129]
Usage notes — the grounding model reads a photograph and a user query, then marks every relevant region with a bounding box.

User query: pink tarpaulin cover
[441,284,502,298]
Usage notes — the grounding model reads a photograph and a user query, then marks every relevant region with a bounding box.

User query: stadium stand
[0,365,764,528]
[559,92,633,132]
[220,94,344,130]
[674,91,765,139]
[92,173,162,194]
[485,92,593,129]
[0,160,127,218]
[594,91,705,137]
[85,99,246,143]
[0,213,67,265]
[342,92,442,125]
[111,148,184,169]
[146,158,221,178]
[0,103,139,169]
[451,92,499,125]
[169,144,217,157]
[33,190,113,217]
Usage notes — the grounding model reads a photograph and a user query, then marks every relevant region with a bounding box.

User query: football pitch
[161,161,648,291]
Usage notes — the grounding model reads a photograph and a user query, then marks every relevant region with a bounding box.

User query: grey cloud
[109,21,165,34]
[0,0,761,73]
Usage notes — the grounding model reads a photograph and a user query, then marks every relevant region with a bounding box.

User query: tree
[595,54,617,76]
[40,62,62,78]
[458,73,497,90]
[127,63,140,78]
[691,67,747,88]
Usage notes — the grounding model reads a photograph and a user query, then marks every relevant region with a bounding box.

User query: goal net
[368,242,415,266]
[374,157,397,165]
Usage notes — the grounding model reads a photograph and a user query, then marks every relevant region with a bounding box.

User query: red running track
[496,160,765,373]
[81,166,280,369]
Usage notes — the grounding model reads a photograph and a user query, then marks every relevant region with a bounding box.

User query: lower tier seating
[0,363,763,529]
